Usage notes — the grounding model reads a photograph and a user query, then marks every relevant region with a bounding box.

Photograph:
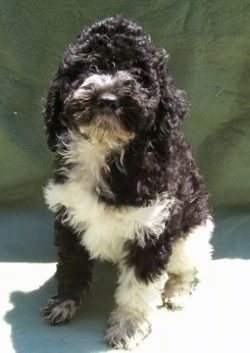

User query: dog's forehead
[81,74,113,88]
[80,71,133,89]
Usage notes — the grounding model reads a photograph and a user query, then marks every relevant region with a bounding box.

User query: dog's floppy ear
[43,73,65,152]
[157,54,188,133]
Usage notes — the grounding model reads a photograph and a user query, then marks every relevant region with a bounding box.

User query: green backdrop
[1,0,250,207]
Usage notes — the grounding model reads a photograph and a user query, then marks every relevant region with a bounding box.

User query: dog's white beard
[79,116,135,145]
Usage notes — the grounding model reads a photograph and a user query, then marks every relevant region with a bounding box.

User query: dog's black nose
[97,93,119,111]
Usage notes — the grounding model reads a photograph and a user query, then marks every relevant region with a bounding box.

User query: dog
[40,17,214,349]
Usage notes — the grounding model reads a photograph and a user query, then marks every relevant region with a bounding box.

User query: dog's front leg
[104,265,167,350]
[40,217,93,324]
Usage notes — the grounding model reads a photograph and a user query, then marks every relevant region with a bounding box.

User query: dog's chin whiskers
[78,119,135,147]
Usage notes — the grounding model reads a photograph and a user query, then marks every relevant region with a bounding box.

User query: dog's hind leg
[163,218,214,310]
[40,218,93,324]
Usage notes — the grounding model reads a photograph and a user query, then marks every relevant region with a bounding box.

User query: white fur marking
[115,267,167,311]
[44,132,173,263]
[167,218,214,276]
[77,71,133,91]
[164,219,214,309]
[104,267,167,349]
[80,74,114,90]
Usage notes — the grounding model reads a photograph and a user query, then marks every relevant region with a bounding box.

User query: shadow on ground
[5,262,117,353]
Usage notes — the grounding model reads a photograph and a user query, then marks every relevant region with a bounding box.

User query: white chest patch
[44,133,173,263]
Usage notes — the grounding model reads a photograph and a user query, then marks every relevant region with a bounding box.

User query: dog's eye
[123,79,135,87]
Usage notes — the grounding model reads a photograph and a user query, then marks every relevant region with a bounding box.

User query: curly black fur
[44,17,187,150]
[54,214,94,302]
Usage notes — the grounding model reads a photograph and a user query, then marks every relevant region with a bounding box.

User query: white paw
[104,308,150,350]
[164,289,191,310]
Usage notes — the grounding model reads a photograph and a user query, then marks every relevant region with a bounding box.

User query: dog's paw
[40,296,80,324]
[104,308,150,350]
[163,289,191,310]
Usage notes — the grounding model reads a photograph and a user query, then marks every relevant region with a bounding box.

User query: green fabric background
[1,3,250,352]
[0,0,250,207]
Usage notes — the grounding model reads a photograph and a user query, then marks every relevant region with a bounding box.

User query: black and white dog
[40,17,213,349]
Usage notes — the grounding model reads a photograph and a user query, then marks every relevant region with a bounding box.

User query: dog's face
[62,70,160,144]
[44,18,188,151]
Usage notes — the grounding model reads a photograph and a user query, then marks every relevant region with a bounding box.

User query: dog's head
[44,17,188,151]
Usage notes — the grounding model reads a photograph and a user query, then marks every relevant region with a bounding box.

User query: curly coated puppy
[40,17,214,349]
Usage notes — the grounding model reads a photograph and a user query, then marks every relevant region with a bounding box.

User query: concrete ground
[1,202,250,353]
